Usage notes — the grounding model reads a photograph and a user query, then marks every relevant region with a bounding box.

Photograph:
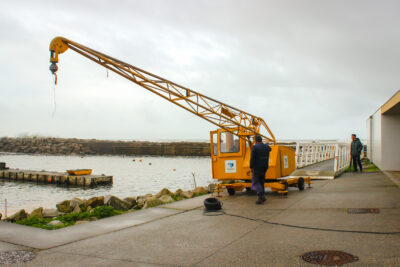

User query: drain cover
[301,250,358,266]
[0,250,36,264]
[348,208,379,214]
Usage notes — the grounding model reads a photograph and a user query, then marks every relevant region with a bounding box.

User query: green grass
[344,158,380,173]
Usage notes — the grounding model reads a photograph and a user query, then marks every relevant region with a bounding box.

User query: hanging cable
[51,74,57,119]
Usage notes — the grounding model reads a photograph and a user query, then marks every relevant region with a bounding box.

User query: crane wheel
[298,177,305,191]
[227,188,236,196]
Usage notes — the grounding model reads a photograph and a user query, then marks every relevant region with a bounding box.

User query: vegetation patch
[16,206,125,230]
[344,158,380,173]
[11,186,213,230]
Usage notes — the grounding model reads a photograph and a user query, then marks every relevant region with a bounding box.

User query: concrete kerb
[0,194,212,250]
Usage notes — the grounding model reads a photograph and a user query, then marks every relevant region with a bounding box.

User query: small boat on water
[66,169,92,176]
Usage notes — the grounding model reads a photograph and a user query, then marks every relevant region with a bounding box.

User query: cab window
[220,132,240,153]
[212,133,217,156]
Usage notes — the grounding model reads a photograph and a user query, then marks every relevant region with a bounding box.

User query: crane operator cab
[210,129,301,195]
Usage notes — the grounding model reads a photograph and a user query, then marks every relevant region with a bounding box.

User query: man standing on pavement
[250,135,271,204]
[350,134,363,172]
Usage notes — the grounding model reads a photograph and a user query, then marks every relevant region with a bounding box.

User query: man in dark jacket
[350,134,363,172]
[250,135,272,204]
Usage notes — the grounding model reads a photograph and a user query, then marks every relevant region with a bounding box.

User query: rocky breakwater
[0,137,210,156]
[2,184,214,229]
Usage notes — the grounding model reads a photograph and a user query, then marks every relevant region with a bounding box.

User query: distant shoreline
[0,137,210,157]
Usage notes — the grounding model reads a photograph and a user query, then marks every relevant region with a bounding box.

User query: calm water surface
[0,153,212,215]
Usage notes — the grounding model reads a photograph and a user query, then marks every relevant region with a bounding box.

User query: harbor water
[0,153,212,215]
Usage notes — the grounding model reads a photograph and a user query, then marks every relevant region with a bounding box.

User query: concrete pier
[0,171,399,266]
[0,169,112,187]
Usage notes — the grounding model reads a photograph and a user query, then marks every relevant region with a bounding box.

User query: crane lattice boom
[49,37,276,144]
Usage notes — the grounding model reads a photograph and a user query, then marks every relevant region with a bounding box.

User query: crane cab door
[210,130,251,181]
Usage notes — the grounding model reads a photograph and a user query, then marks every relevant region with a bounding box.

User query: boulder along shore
[0,137,210,156]
[1,184,216,229]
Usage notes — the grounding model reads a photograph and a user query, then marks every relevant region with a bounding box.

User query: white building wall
[381,114,400,170]
[369,109,382,169]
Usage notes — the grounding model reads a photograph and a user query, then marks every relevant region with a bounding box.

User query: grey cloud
[0,0,399,141]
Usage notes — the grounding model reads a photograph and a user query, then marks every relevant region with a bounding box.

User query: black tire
[204,197,222,211]
[282,182,288,196]
[298,177,305,191]
[227,188,236,195]
[245,187,251,192]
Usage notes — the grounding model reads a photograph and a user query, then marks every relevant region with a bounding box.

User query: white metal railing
[334,143,351,175]
[295,143,337,168]
[0,198,7,218]
[292,141,366,178]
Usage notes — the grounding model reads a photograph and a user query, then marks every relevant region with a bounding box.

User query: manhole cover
[0,250,36,264]
[348,208,379,214]
[301,250,359,266]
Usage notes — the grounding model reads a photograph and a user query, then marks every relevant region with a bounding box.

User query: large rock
[56,200,72,213]
[105,195,130,211]
[181,190,194,199]
[175,189,183,196]
[86,196,104,208]
[69,198,83,210]
[143,196,163,208]
[28,207,43,219]
[123,197,137,209]
[137,194,153,200]
[72,205,81,213]
[193,186,209,195]
[5,209,27,222]
[155,188,174,198]
[43,208,59,218]
[47,220,64,226]
[158,195,174,204]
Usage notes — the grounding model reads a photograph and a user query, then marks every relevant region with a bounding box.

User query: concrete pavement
[1,171,399,266]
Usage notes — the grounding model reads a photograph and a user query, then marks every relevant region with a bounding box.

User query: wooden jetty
[0,169,113,187]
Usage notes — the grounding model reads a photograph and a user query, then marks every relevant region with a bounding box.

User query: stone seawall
[0,137,210,156]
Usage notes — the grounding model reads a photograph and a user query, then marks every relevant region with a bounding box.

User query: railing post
[334,144,339,173]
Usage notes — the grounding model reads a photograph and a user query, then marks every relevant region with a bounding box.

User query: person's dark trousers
[352,155,363,171]
[252,168,267,200]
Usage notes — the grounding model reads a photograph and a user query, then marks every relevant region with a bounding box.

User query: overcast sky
[0,0,398,141]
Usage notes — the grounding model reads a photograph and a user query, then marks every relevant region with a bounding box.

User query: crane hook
[49,63,58,85]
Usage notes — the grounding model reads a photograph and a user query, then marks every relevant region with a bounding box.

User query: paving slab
[160,194,210,210]
[0,207,182,249]
[196,221,400,267]
[47,209,260,267]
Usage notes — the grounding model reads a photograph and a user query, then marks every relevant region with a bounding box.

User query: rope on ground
[202,210,400,235]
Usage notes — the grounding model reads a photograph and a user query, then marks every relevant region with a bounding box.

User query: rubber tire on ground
[282,182,288,196]
[298,177,305,191]
[227,188,236,195]
[204,197,222,211]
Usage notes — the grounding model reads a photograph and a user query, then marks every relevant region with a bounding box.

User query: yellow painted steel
[49,37,310,196]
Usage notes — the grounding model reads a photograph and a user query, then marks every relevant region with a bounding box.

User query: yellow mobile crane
[49,37,310,196]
